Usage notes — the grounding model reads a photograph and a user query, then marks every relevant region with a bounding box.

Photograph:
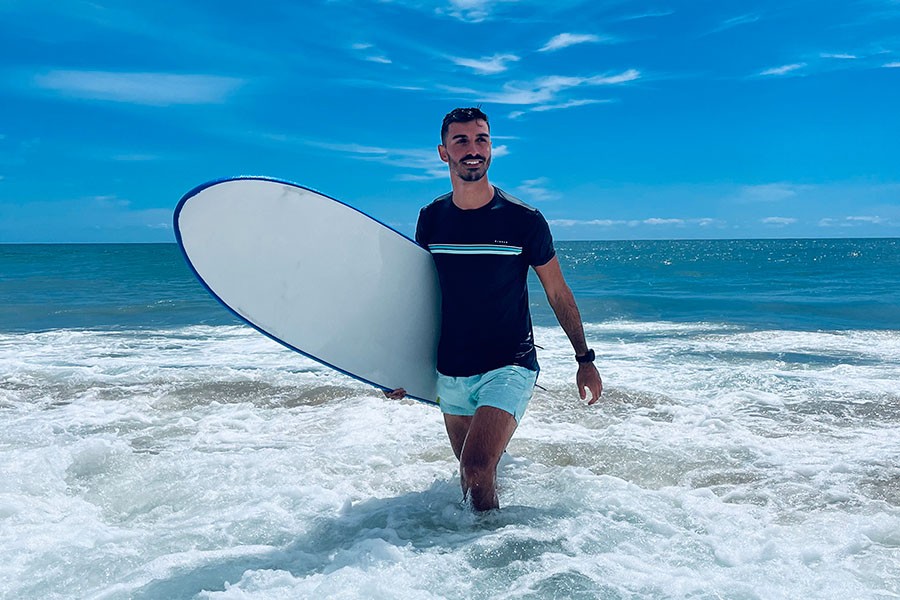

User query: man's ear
[437,144,449,163]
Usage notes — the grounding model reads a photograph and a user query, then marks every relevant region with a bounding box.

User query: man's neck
[450,178,494,210]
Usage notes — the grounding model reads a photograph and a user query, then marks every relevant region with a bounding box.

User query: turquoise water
[3,239,898,332]
[1,239,899,599]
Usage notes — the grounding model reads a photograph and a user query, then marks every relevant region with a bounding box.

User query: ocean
[1,239,898,599]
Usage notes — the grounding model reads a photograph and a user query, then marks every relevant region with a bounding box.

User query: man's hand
[577,363,602,405]
[383,388,407,400]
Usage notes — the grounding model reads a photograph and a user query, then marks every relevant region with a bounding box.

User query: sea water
[1,240,898,599]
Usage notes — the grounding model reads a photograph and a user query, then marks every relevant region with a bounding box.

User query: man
[387,107,602,511]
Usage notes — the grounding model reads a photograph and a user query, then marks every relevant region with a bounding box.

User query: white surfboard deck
[174,177,440,404]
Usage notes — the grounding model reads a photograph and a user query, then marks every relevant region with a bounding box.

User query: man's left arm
[534,256,603,404]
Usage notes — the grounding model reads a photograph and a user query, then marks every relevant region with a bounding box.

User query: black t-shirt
[415,187,556,376]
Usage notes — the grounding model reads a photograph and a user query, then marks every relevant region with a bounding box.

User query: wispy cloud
[642,218,685,226]
[733,183,807,203]
[513,178,560,202]
[340,145,445,180]
[820,53,858,60]
[819,215,887,227]
[539,33,604,52]
[550,217,722,228]
[711,13,761,34]
[761,216,798,225]
[846,215,886,223]
[884,61,900,68]
[352,42,392,65]
[450,53,520,75]
[449,69,640,106]
[550,218,624,227]
[760,63,807,76]
[614,9,675,22]
[509,99,608,119]
[31,70,244,105]
[440,0,510,22]
[304,139,509,181]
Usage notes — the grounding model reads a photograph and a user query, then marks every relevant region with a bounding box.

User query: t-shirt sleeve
[415,207,429,248]
[526,210,556,267]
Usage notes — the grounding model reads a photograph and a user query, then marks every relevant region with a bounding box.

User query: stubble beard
[450,155,491,182]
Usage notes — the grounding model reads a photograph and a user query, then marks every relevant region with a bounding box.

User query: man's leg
[445,406,518,511]
[443,413,471,460]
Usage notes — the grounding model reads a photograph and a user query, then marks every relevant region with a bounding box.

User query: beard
[449,154,491,182]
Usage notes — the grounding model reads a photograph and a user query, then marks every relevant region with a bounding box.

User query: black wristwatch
[575,349,595,364]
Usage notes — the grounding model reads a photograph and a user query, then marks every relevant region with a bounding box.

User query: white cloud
[819,215,887,227]
[760,63,807,76]
[588,71,641,85]
[710,13,761,33]
[304,139,509,181]
[820,53,858,59]
[492,144,510,158]
[641,218,685,226]
[533,98,606,112]
[351,42,392,65]
[31,70,244,105]
[723,14,761,27]
[884,61,900,68]
[450,54,520,75]
[442,0,514,22]
[510,99,608,119]
[539,33,603,53]
[513,178,560,202]
[463,69,639,105]
[308,141,445,180]
[733,183,806,203]
[615,10,675,21]
[549,216,723,229]
[761,216,798,225]
[549,219,624,227]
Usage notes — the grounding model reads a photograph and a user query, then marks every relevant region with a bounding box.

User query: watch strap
[576,349,595,364]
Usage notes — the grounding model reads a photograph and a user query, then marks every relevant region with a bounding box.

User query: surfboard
[174,176,441,404]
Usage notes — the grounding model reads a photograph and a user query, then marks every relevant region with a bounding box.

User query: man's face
[438,119,492,182]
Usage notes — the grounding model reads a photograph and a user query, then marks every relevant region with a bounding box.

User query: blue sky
[1,0,898,242]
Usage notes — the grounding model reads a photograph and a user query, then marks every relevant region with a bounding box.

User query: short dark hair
[441,107,490,143]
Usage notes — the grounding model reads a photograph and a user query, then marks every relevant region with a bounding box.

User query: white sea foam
[1,323,898,599]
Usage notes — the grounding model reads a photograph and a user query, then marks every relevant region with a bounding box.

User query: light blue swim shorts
[436,365,538,423]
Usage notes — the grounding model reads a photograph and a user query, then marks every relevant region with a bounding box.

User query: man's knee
[460,454,496,488]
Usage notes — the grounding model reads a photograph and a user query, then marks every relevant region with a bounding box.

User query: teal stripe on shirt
[428,244,523,256]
